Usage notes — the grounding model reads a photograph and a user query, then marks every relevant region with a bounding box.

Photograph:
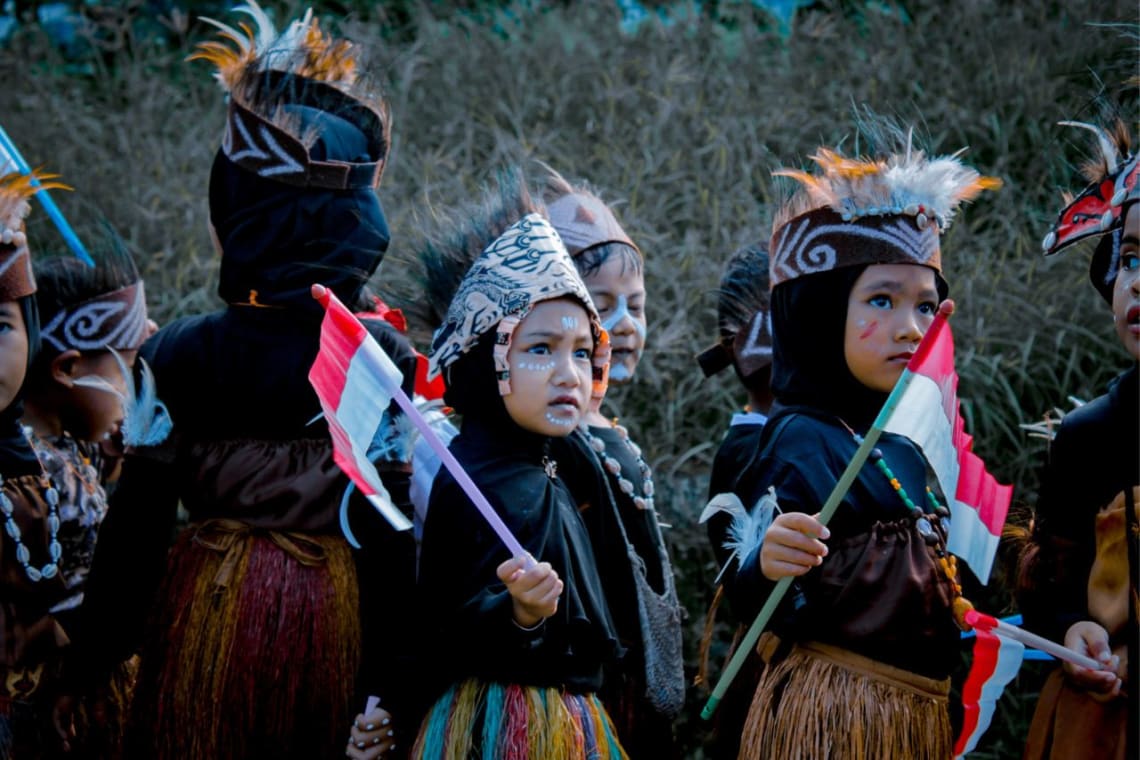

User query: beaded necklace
[0,469,63,583]
[582,419,655,512]
[855,431,974,627]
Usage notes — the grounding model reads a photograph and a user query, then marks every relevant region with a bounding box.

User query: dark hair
[573,241,643,279]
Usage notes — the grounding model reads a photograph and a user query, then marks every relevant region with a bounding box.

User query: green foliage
[1,1,1136,756]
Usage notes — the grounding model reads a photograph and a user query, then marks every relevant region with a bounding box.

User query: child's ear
[50,350,83,388]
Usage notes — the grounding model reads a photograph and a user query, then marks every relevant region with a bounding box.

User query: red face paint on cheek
[858,321,879,340]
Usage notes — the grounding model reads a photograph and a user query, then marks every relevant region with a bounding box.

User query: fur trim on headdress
[769,128,1000,288]
[0,170,69,300]
[190,2,389,190]
[772,137,1001,234]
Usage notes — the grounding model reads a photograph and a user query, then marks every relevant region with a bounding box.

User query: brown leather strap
[192,519,328,591]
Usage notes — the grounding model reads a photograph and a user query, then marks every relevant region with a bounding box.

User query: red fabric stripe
[954,613,1001,756]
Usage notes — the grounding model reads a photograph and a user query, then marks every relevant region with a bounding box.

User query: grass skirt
[738,640,951,760]
[412,679,629,760]
[125,521,360,760]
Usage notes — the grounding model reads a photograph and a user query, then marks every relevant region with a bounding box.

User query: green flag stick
[700,302,955,720]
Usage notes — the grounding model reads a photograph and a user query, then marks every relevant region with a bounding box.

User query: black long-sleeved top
[415,420,621,705]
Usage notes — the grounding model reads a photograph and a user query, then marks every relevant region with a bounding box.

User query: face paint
[858,320,879,340]
[516,360,556,372]
[600,294,648,338]
[544,411,577,428]
[561,315,579,331]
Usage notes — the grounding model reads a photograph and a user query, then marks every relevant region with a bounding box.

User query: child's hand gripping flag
[308,285,529,559]
[308,285,413,532]
[879,302,1013,584]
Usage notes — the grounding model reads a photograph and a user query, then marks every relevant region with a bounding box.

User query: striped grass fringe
[126,528,360,760]
[413,680,629,760]
[739,641,951,760]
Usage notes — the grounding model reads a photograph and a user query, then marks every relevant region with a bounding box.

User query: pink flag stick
[312,285,529,561]
[968,610,1103,670]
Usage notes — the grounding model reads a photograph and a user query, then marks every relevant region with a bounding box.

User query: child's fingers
[778,511,829,540]
[513,563,559,594]
[766,524,828,558]
[496,556,528,583]
[764,543,825,570]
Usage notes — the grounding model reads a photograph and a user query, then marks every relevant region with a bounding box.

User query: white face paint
[544,411,577,428]
[515,359,556,372]
[561,315,580,331]
[600,294,647,338]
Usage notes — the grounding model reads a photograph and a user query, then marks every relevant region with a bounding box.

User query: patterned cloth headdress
[191,1,388,190]
[1041,120,1138,302]
[423,171,609,405]
[35,243,149,355]
[697,243,772,381]
[0,170,68,300]
[769,131,1001,288]
[542,167,640,259]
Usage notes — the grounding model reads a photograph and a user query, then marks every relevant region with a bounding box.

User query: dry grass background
[1,1,1137,756]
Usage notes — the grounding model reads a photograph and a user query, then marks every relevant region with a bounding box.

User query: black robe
[416,419,621,705]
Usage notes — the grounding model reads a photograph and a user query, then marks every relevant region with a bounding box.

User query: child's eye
[526,344,551,355]
[1122,253,1139,272]
[867,295,893,309]
[917,301,937,316]
[573,347,593,361]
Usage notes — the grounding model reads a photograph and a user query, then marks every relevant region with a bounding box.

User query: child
[20,243,155,757]
[401,170,628,759]
[543,169,685,756]
[67,7,418,759]
[0,169,78,759]
[695,242,773,760]
[1018,118,1138,760]
[726,127,998,759]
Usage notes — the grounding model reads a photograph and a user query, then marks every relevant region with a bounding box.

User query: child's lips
[887,351,914,364]
[1127,304,1139,325]
[548,396,580,412]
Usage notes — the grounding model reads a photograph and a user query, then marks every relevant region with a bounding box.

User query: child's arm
[497,555,563,628]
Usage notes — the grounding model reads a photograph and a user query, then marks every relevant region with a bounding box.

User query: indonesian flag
[954,611,1025,758]
[309,285,413,532]
[881,304,1013,583]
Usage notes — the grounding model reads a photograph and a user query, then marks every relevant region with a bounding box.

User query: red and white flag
[309,286,413,532]
[954,611,1025,758]
[881,306,1012,583]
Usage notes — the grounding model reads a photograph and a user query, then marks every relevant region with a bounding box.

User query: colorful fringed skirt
[738,640,951,760]
[412,679,630,760]
[125,520,361,760]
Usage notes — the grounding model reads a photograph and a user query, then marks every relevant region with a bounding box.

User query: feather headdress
[769,130,1000,288]
[190,1,389,190]
[0,170,69,300]
[1041,118,1138,302]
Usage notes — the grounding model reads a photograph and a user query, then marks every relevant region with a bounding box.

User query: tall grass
[1,2,1136,756]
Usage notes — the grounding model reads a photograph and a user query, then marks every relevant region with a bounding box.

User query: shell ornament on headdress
[1042,121,1138,255]
[769,136,1001,288]
[190,1,389,190]
[0,170,69,300]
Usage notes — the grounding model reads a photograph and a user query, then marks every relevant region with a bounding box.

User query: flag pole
[701,301,955,720]
[0,124,93,266]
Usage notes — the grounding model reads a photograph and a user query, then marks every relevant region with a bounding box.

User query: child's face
[502,298,594,437]
[583,253,646,385]
[67,349,138,441]
[0,300,28,413]
[1112,203,1140,361]
[844,264,939,393]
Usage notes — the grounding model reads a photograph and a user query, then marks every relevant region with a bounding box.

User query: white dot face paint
[544,411,577,428]
[561,315,579,331]
[516,359,555,372]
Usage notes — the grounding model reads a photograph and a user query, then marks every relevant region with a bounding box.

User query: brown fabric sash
[192,518,327,592]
